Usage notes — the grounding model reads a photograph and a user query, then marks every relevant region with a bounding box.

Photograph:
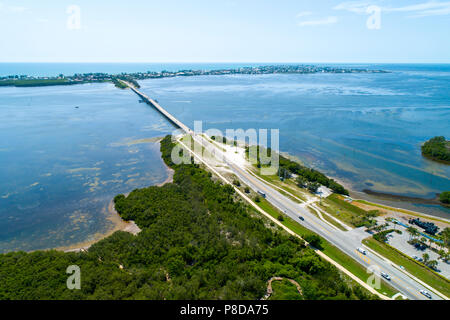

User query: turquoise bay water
[0,82,173,252]
[0,63,449,252]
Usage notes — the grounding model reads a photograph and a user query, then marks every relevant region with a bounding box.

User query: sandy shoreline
[60,162,175,253]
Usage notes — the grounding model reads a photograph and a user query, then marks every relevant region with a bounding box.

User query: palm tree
[428,238,434,249]
[406,227,415,241]
[408,227,420,241]
[414,228,420,238]
[420,237,428,246]
[443,227,450,248]
[427,260,438,270]
[422,253,430,264]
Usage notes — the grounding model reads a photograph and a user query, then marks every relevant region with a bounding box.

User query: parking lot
[380,220,450,279]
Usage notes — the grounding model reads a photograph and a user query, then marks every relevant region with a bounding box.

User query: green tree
[427,260,438,270]
[304,234,322,249]
[440,191,450,204]
[307,182,319,193]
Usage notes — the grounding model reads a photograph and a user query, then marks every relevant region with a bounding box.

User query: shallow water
[0,83,173,252]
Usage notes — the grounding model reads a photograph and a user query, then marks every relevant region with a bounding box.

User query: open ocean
[0,63,449,252]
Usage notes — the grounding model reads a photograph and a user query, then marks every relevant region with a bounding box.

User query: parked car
[420,289,432,299]
[412,255,418,260]
[357,247,367,255]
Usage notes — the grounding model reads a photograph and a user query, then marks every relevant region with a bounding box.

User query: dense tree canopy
[440,191,450,204]
[0,136,373,300]
[422,136,450,163]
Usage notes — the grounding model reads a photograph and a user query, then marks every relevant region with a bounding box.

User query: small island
[441,191,450,205]
[421,136,450,164]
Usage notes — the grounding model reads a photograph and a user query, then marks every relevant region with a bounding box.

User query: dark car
[298,216,304,221]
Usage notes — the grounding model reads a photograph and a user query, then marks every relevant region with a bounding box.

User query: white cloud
[298,16,338,27]
[296,11,313,18]
[388,1,450,17]
[334,1,450,17]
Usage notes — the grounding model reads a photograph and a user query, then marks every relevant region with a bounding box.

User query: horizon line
[1,61,450,64]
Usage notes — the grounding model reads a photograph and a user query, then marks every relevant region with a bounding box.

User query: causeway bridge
[122,80,191,134]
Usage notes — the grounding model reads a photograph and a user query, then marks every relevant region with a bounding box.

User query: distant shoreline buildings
[0,65,388,87]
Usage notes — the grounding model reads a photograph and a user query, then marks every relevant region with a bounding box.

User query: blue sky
[0,0,449,62]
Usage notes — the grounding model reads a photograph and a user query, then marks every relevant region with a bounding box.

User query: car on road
[357,247,367,255]
[420,289,432,299]
[298,216,304,221]
[399,265,405,270]
[412,255,418,260]
[381,272,391,280]
[257,191,266,198]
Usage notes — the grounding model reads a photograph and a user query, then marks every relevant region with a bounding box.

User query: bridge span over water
[122,80,191,134]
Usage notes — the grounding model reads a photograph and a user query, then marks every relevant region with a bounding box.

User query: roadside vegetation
[112,78,128,89]
[0,135,374,300]
[421,136,450,163]
[318,194,380,228]
[244,145,348,195]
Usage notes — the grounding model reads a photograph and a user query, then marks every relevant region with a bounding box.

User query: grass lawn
[363,237,450,297]
[255,197,398,298]
[318,194,380,228]
[310,206,349,231]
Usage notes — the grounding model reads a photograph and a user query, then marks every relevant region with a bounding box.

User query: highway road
[190,134,445,301]
[127,83,447,301]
